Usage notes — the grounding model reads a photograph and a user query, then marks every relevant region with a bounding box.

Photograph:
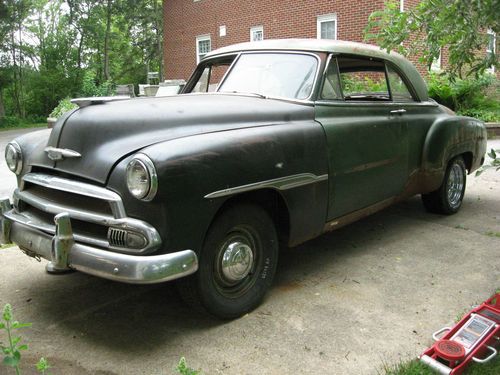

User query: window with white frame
[431,49,441,71]
[487,30,496,73]
[196,35,211,64]
[317,14,337,40]
[250,26,264,42]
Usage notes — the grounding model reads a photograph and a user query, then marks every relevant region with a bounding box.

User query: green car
[1,39,487,319]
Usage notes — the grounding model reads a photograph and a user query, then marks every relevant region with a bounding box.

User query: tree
[365,0,499,78]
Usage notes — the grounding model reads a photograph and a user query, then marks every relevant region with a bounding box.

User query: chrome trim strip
[17,189,115,225]
[71,96,130,108]
[0,198,12,244]
[9,219,198,285]
[44,146,82,161]
[23,173,126,218]
[204,173,328,199]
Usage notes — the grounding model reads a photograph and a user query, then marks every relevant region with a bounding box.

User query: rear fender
[421,116,486,193]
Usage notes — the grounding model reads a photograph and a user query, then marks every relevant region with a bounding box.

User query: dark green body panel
[107,121,329,254]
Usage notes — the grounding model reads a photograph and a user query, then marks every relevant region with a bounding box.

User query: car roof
[205,39,429,101]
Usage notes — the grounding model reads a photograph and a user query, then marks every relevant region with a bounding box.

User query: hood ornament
[45,147,82,161]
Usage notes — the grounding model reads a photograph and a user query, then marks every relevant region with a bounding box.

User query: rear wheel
[422,156,467,215]
[177,203,278,319]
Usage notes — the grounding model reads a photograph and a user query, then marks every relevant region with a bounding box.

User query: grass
[0,243,14,250]
[382,356,500,375]
[484,231,500,238]
[0,122,46,131]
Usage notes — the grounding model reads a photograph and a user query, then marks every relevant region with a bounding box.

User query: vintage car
[1,39,487,318]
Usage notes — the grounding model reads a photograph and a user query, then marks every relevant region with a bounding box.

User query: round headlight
[126,154,158,201]
[5,142,23,175]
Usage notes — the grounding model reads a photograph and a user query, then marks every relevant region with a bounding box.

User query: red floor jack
[420,293,500,374]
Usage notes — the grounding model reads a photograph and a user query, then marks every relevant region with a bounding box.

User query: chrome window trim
[204,173,328,199]
[196,50,322,102]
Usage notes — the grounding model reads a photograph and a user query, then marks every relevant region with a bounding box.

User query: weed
[0,304,51,375]
[0,244,14,250]
[0,304,31,375]
[176,357,201,375]
[484,231,500,238]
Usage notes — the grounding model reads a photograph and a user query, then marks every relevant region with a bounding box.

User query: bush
[49,98,78,119]
[80,70,113,97]
[427,73,500,122]
[0,116,22,128]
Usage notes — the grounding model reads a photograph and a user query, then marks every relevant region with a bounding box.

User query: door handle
[390,109,406,115]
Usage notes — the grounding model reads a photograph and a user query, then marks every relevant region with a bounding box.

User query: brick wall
[163,0,385,80]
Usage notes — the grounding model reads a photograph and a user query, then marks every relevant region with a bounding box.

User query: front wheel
[421,156,467,215]
[177,203,278,319]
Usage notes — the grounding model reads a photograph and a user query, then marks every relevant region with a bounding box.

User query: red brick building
[162,0,467,80]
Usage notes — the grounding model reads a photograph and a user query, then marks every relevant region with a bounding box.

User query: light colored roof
[205,39,429,101]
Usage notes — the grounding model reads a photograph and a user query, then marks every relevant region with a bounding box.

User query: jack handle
[432,327,452,341]
[472,345,497,364]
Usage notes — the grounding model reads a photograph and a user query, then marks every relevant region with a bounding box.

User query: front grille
[12,172,161,254]
[108,228,127,247]
[24,185,114,217]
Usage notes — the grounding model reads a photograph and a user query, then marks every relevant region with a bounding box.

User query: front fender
[421,115,486,192]
[114,121,329,254]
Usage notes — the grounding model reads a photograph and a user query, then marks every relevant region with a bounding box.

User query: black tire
[177,203,279,319]
[421,156,467,215]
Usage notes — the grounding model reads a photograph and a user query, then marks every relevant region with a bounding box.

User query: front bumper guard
[0,198,198,284]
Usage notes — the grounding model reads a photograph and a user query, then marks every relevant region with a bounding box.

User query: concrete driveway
[0,128,499,375]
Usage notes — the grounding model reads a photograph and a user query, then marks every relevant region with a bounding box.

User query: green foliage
[365,0,499,79]
[36,357,51,375]
[0,304,51,374]
[427,73,500,122]
[49,98,77,119]
[0,115,46,129]
[80,70,113,97]
[0,304,32,375]
[476,148,500,176]
[176,357,201,375]
[0,0,163,120]
[381,359,435,375]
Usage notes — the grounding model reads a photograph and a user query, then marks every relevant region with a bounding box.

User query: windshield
[218,53,318,100]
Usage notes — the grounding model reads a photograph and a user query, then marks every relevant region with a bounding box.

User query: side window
[337,57,390,101]
[386,64,415,102]
[191,61,232,93]
[320,57,342,100]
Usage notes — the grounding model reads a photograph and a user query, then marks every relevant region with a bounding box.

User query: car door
[315,55,409,220]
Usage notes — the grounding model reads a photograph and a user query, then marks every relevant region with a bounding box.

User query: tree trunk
[103,0,112,82]
[0,90,5,119]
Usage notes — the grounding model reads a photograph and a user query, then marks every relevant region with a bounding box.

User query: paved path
[0,129,499,374]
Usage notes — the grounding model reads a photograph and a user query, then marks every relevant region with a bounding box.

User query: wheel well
[212,189,290,245]
[458,151,473,172]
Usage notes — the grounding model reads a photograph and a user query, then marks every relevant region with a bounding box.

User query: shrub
[49,98,78,119]
[427,73,499,122]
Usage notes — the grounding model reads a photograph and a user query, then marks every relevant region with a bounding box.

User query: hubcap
[221,241,254,282]
[447,163,464,208]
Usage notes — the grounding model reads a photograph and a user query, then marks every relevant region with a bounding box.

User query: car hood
[37,94,314,184]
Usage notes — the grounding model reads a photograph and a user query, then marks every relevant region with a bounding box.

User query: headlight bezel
[5,141,23,175]
[125,153,158,201]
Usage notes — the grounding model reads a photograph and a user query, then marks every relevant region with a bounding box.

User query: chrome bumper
[0,198,198,284]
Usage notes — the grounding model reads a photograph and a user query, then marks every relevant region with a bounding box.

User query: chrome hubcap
[447,163,464,208]
[221,241,254,282]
